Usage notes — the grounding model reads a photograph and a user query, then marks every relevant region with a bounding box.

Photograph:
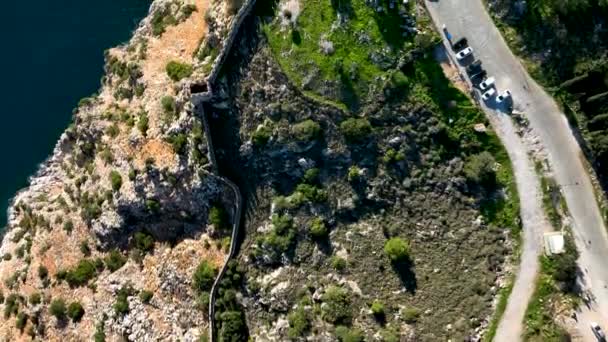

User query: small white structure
[544,232,565,255]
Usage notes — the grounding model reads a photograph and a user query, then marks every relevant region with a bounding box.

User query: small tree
[105,250,126,272]
[49,298,66,319]
[139,290,154,304]
[109,171,122,192]
[464,152,497,187]
[335,326,364,342]
[67,302,85,322]
[340,118,372,142]
[384,237,410,262]
[166,61,193,81]
[192,260,218,293]
[371,300,385,317]
[292,119,322,141]
[309,218,328,239]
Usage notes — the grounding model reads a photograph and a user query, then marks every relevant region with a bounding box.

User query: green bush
[167,133,188,154]
[38,266,48,280]
[209,205,229,231]
[139,290,153,304]
[402,307,420,323]
[15,312,27,331]
[321,286,351,324]
[151,8,177,36]
[302,168,320,184]
[335,326,364,342]
[80,240,91,256]
[105,250,126,272]
[347,166,361,182]
[288,306,311,339]
[292,119,322,141]
[384,237,410,262]
[371,300,385,317]
[137,112,149,136]
[3,294,20,318]
[181,4,197,17]
[331,256,347,272]
[134,232,155,253]
[49,298,66,319]
[196,291,210,310]
[67,302,85,322]
[295,183,327,203]
[114,285,134,315]
[309,218,328,238]
[161,95,176,114]
[166,61,193,81]
[464,152,497,187]
[146,199,161,213]
[192,260,218,293]
[106,124,119,138]
[65,259,97,287]
[252,125,272,146]
[340,118,372,142]
[218,310,248,342]
[29,292,41,305]
[63,219,74,233]
[109,170,122,192]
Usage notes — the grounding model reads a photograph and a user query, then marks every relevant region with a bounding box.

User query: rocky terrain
[0,0,522,341]
[0,0,243,340]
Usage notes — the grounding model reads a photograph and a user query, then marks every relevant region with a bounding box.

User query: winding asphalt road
[425,0,608,340]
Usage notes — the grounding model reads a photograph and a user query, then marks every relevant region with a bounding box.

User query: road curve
[425,2,550,339]
[426,0,608,340]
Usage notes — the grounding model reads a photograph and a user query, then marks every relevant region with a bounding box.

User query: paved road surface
[426,0,608,340]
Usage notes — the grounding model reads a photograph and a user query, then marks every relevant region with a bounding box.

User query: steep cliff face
[0,0,238,340]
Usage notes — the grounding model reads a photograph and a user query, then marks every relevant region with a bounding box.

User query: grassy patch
[263,0,419,110]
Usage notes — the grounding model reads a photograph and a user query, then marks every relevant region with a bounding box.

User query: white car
[591,322,606,341]
[496,90,512,103]
[481,88,496,101]
[479,77,495,90]
[456,47,473,60]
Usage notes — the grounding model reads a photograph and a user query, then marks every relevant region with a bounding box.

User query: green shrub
[109,170,122,192]
[181,4,197,17]
[309,218,328,238]
[146,198,161,213]
[106,124,119,138]
[15,312,27,331]
[331,256,347,272]
[137,112,149,136]
[80,240,91,256]
[49,298,66,319]
[167,133,188,154]
[166,61,193,81]
[4,293,20,318]
[65,259,97,287]
[192,260,218,293]
[252,125,272,146]
[209,205,229,231]
[161,95,176,114]
[114,285,134,315]
[302,168,320,184]
[371,300,385,317]
[464,152,497,187]
[384,237,410,262]
[29,292,41,305]
[288,306,311,339]
[151,7,177,36]
[295,183,327,203]
[335,326,364,342]
[67,302,85,322]
[218,310,248,342]
[196,291,210,310]
[62,219,74,233]
[105,250,126,272]
[340,118,372,142]
[292,119,322,141]
[140,290,153,304]
[94,321,106,342]
[321,286,351,324]
[134,232,155,253]
[402,307,420,323]
[38,266,48,280]
[347,166,361,182]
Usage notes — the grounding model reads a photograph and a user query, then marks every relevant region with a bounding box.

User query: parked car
[452,38,467,51]
[470,70,487,85]
[591,322,606,341]
[479,77,495,90]
[482,88,496,101]
[466,60,482,75]
[496,90,512,103]
[456,47,473,60]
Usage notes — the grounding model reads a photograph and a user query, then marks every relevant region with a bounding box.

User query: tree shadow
[338,68,360,112]
[391,258,417,294]
[373,10,406,49]
[291,29,301,45]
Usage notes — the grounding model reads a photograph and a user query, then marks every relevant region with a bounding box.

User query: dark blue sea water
[0,1,151,226]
